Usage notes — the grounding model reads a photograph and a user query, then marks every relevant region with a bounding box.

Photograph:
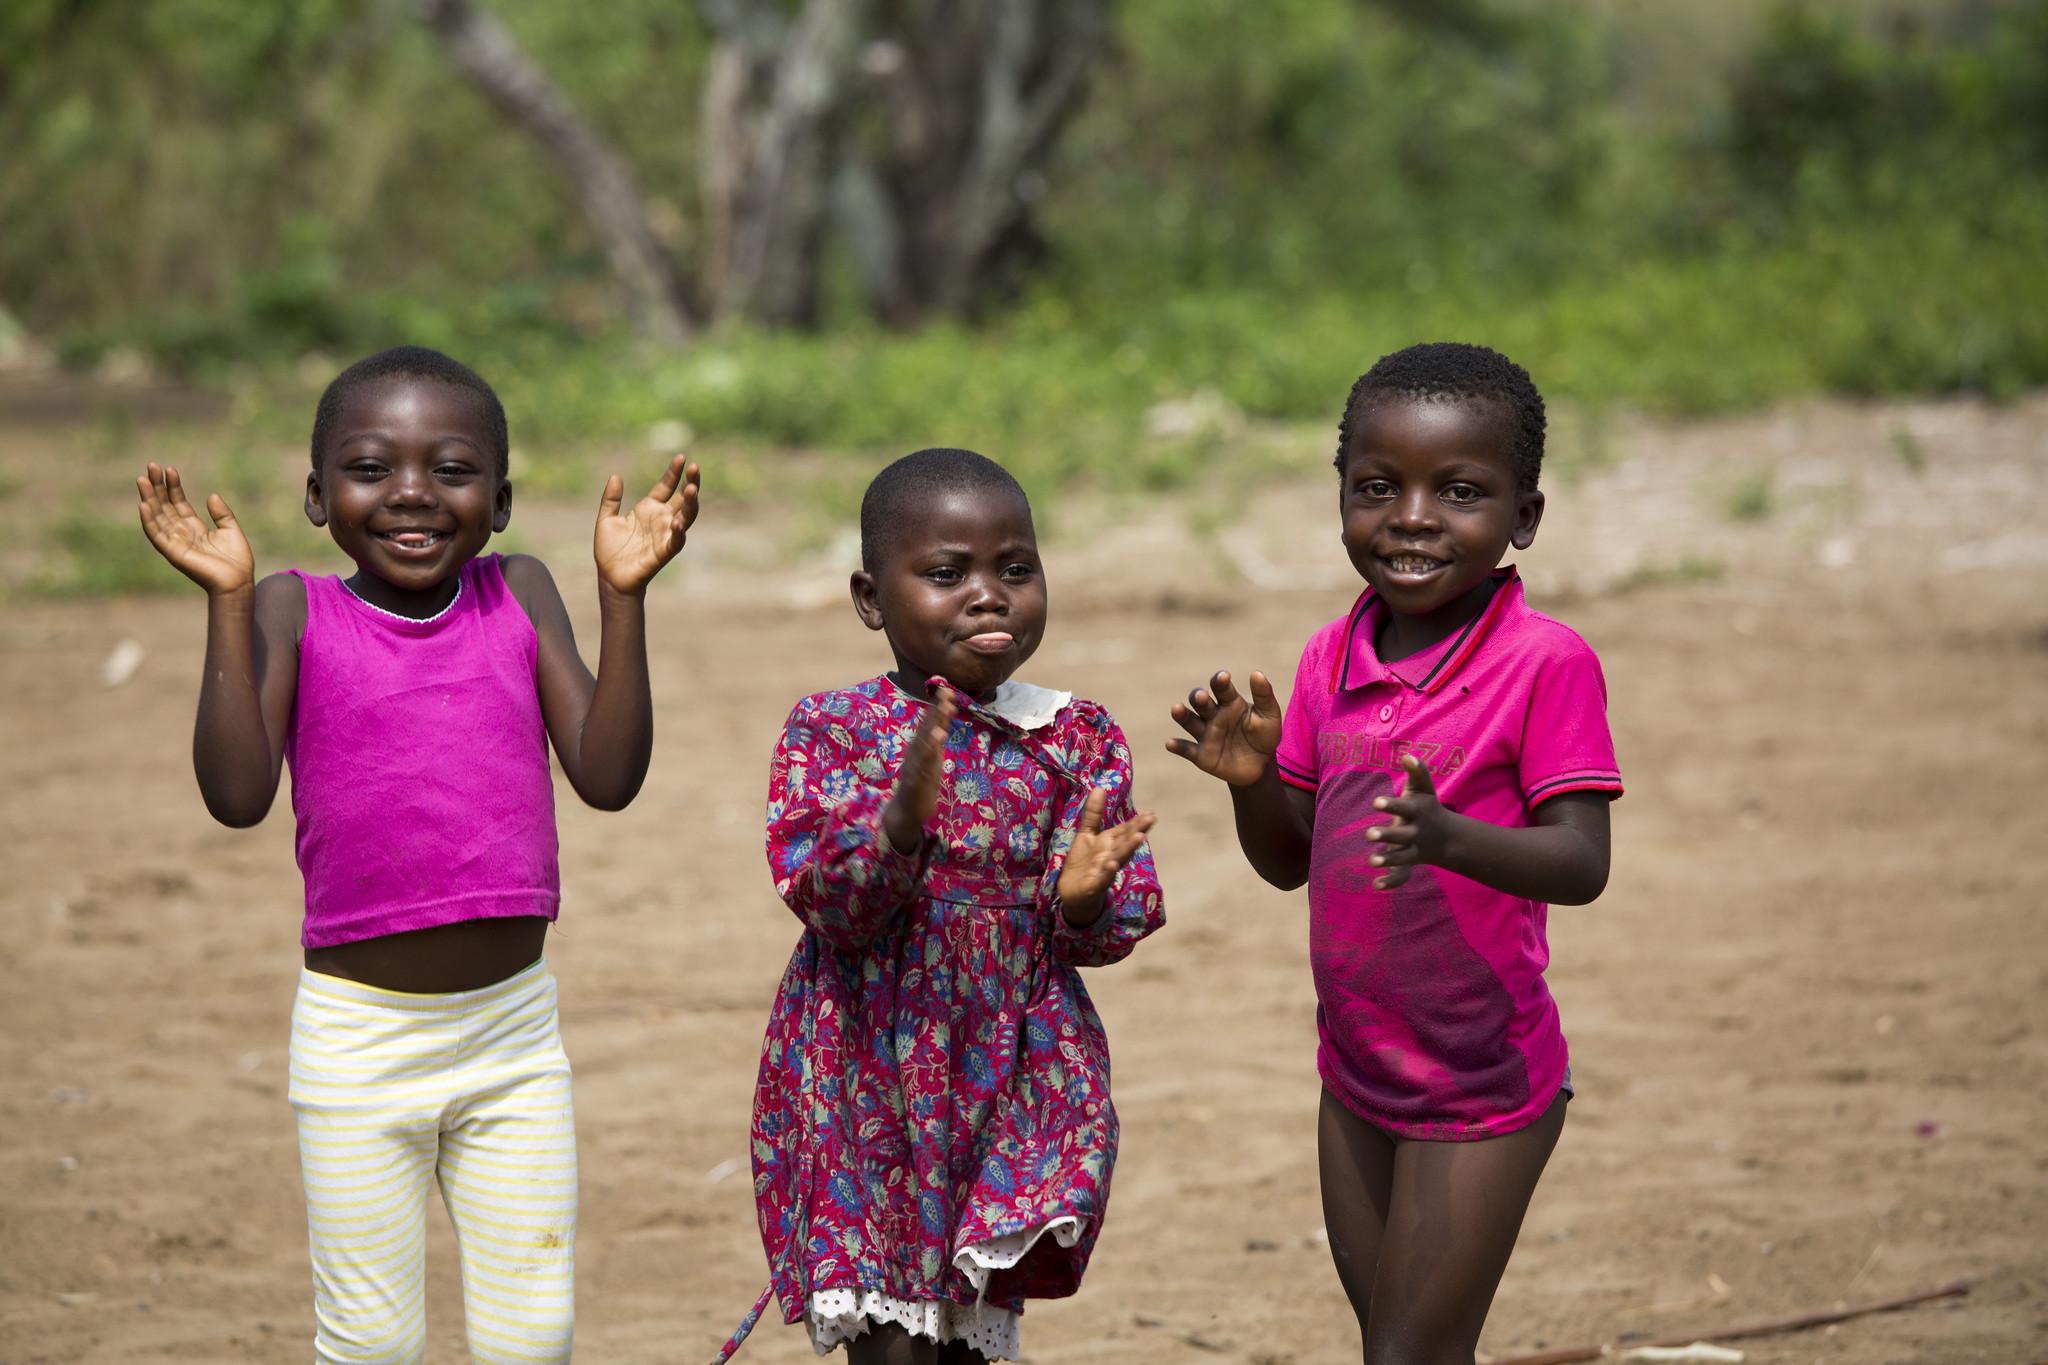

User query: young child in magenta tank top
[1168,343,1620,1363]
[135,345,702,1365]
[715,449,1163,1364]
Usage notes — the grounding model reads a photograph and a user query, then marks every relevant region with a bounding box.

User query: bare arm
[1367,756,1612,905]
[504,554,655,811]
[136,463,300,827]
[502,455,699,811]
[193,575,302,825]
[1227,761,1316,890]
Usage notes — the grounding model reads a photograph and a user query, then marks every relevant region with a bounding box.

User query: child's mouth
[960,632,1016,655]
[378,530,448,553]
[1381,553,1446,578]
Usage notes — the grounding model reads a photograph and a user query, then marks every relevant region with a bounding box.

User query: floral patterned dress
[743,675,1164,1360]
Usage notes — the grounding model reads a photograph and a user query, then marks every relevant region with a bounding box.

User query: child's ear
[849,571,885,631]
[1510,489,1545,551]
[493,477,513,533]
[304,470,328,527]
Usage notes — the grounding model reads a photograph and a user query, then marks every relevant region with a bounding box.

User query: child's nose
[1392,491,1439,530]
[387,469,437,505]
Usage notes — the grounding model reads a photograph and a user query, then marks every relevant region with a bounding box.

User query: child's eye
[1442,485,1482,504]
[1356,480,1396,499]
[1001,563,1037,581]
[435,465,477,480]
[924,566,962,584]
[346,462,388,478]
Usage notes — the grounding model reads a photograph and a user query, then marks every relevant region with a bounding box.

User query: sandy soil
[3,394,2045,1363]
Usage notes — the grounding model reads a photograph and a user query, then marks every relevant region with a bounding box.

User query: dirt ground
[3,392,2045,1363]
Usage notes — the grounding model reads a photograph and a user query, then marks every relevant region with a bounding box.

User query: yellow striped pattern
[288,962,577,1363]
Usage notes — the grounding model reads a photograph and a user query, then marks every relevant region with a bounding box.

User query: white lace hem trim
[805,1216,1087,1361]
[806,1289,1019,1360]
[952,1214,1085,1291]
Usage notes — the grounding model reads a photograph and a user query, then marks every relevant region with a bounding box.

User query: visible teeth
[1388,556,1439,573]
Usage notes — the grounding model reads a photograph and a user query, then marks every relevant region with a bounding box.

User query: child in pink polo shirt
[1169,342,1620,1362]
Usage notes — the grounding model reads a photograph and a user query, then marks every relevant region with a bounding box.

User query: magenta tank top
[286,555,560,949]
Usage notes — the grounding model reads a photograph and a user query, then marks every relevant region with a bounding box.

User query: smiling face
[306,377,511,616]
[851,486,1047,701]
[1339,396,1543,635]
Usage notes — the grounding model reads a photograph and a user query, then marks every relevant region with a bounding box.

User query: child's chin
[917,655,1023,701]
[349,546,472,592]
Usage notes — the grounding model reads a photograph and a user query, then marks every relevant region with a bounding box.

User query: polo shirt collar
[1335,566,1526,694]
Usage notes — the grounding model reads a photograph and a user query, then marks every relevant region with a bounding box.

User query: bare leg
[845,1323,992,1364]
[847,1323,935,1365]
[1366,1089,1568,1365]
[1319,1087,1399,1353]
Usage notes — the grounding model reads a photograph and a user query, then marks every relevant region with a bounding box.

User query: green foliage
[1722,469,1778,523]
[1612,556,1728,594]
[1889,421,1926,474]
[36,501,178,597]
[3,0,2046,477]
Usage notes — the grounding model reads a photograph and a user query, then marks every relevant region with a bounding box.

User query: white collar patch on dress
[979,680,1072,732]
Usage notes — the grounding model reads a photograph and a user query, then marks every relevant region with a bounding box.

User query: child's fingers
[1373,793,1420,819]
[1365,820,1417,847]
[1075,786,1108,836]
[1183,685,1219,720]
[205,492,238,530]
[646,452,688,504]
[1168,702,1208,738]
[597,473,624,519]
[1369,844,1419,869]
[1400,753,1437,794]
[1163,736,1203,764]
[1375,867,1414,891]
[1208,670,1241,708]
[1111,812,1157,856]
[1248,670,1281,716]
[676,462,702,529]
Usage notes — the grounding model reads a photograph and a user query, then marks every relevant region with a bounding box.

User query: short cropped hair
[859,448,1030,572]
[310,346,510,477]
[1335,342,1546,494]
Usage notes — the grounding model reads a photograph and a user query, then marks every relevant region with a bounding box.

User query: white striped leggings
[288,961,577,1363]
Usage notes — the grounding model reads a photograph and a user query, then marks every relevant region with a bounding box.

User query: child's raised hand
[593,454,700,595]
[1165,669,1282,786]
[1055,786,1158,911]
[1367,753,1453,890]
[883,686,958,854]
[136,463,255,596]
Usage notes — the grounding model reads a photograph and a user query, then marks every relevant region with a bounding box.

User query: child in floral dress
[716,448,1164,1364]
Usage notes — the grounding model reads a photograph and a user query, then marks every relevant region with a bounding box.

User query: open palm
[1166,669,1282,787]
[593,455,700,594]
[1056,787,1158,905]
[136,462,254,595]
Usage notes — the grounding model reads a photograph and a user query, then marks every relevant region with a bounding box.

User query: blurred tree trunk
[413,0,696,346]
[697,0,877,327]
[702,0,1110,328]
[420,0,1109,335]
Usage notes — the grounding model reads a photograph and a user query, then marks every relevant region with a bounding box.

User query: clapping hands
[1365,753,1452,890]
[883,686,959,854]
[1055,786,1157,917]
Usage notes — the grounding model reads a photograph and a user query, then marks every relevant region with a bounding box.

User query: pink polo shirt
[1275,568,1621,1140]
